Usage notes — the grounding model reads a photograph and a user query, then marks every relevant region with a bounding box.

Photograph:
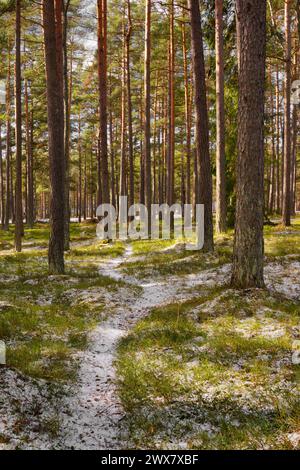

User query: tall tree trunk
[275,65,281,213]
[120,19,127,201]
[282,0,292,226]
[215,0,227,233]
[83,151,87,220]
[25,79,34,228]
[78,112,82,222]
[43,0,65,274]
[291,106,297,215]
[63,0,71,250]
[231,0,266,288]
[144,0,151,233]
[109,76,116,208]
[4,48,11,231]
[97,127,102,206]
[15,0,23,252]
[269,69,276,214]
[139,90,145,205]
[181,15,191,206]
[126,0,134,209]
[167,0,175,232]
[0,121,4,228]
[152,71,159,204]
[189,0,214,252]
[97,0,110,204]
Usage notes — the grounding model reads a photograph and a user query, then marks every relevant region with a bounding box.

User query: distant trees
[0,0,298,279]
[43,0,65,274]
[231,0,267,288]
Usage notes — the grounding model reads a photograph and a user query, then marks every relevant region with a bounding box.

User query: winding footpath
[54,245,190,450]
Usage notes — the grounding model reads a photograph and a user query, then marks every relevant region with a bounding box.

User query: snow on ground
[0,247,299,449]
[0,368,63,450]
[265,260,300,300]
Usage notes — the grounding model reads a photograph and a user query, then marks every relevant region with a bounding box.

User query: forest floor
[0,217,299,450]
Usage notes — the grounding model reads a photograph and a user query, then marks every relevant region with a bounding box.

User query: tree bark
[120,19,127,201]
[282,0,292,226]
[275,65,281,213]
[126,0,134,209]
[144,0,152,233]
[0,121,4,228]
[109,76,116,208]
[78,111,82,222]
[215,0,227,233]
[4,48,11,231]
[189,0,214,252]
[25,79,34,228]
[167,0,175,233]
[97,0,110,205]
[63,0,71,250]
[181,16,191,206]
[43,0,65,274]
[231,0,267,288]
[15,0,23,252]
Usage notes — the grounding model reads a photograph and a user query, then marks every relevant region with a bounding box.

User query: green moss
[117,287,300,449]
[0,222,127,383]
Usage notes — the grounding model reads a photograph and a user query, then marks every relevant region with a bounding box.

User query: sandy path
[53,245,191,450]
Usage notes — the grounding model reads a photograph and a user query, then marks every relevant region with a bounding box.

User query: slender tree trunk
[181,16,191,206]
[189,0,214,252]
[63,0,71,250]
[25,79,34,228]
[291,106,297,215]
[109,77,116,208]
[139,91,145,205]
[4,61,11,231]
[162,91,168,204]
[120,19,127,201]
[15,0,22,252]
[275,65,281,213]
[269,70,276,214]
[43,0,65,274]
[78,112,82,222]
[168,0,175,232]
[83,151,87,220]
[215,0,227,233]
[97,127,102,206]
[97,0,110,204]
[144,0,152,233]
[0,121,4,228]
[126,0,134,209]
[152,71,159,204]
[282,0,292,226]
[231,0,267,288]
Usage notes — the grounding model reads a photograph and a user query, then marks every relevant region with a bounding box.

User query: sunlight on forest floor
[117,288,300,449]
[0,217,299,449]
[0,223,127,382]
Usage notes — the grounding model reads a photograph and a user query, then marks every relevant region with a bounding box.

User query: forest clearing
[0,0,299,454]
